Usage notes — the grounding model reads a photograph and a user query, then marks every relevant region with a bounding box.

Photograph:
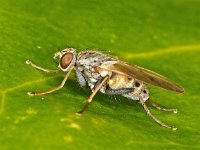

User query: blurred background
[0,0,200,149]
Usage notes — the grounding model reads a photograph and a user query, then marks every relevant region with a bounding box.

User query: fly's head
[54,48,77,72]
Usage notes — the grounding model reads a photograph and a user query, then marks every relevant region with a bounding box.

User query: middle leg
[78,76,109,114]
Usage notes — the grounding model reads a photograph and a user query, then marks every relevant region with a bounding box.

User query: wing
[99,62,184,93]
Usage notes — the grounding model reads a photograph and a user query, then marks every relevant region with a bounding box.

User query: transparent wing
[99,62,184,93]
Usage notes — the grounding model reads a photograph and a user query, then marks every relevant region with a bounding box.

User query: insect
[26,48,184,130]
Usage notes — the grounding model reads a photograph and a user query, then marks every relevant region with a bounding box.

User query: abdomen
[107,73,150,101]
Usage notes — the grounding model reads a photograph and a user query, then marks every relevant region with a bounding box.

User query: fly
[26,48,184,130]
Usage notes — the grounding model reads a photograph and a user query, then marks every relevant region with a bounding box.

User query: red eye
[60,53,73,69]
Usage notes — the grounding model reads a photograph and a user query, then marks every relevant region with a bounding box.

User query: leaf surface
[0,0,200,149]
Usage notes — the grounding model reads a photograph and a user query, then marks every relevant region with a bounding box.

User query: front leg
[27,67,73,96]
[75,69,86,87]
[26,60,59,73]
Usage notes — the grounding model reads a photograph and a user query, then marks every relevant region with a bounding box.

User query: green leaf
[0,0,200,149]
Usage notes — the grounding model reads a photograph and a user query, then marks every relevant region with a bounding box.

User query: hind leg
[148,99,177,113]
[105,87,136,95]
[138,94,177,130]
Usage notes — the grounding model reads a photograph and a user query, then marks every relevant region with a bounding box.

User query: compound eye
[60,53,73,69]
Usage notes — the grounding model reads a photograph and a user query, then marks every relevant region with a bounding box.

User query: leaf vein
[123,44,200,59]
[0,75,62,114]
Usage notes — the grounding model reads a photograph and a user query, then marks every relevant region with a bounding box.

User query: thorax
[76,51,116,90]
